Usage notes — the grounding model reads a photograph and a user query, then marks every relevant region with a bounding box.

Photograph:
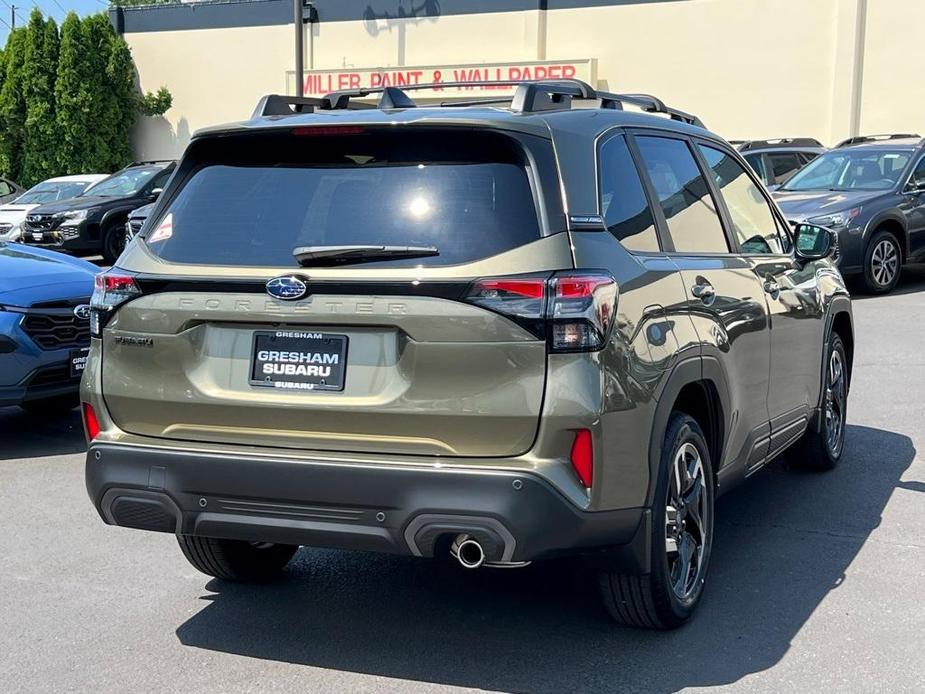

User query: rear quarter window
[144,130,543,268]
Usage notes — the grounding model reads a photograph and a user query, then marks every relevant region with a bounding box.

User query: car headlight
[808,207,862,229]
[56,209,89,224]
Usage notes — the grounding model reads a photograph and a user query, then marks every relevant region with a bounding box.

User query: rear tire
[790,332,848,471]
[177,536,298,581]
[598,413,715,629]
[19,394,79,413]
[862,230,902,294]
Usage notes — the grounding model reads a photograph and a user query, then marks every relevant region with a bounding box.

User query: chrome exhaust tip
[450,534,486,569]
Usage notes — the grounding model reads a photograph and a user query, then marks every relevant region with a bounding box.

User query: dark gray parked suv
[774,133,925,293]
[735,137,825,189]
[82,80,853,629]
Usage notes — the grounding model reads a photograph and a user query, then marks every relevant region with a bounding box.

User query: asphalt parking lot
[2,269,924,694]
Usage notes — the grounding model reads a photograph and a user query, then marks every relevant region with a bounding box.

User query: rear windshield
[144,130,542,268]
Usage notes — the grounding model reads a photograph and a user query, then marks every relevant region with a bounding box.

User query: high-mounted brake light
[570,429,594,488]
[464,271,617,351]
[291,126,367,137]
[90,270,141,337]
[82,402,100,441]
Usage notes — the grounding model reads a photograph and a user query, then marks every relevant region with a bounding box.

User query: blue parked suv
[0,243,97,411]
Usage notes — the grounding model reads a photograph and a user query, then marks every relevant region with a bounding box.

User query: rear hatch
[99,126,573,457]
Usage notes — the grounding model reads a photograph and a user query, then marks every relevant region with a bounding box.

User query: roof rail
[251,80,705,127]
[738,137,824,151]
[835,133,921,148]
[129,160,175,166]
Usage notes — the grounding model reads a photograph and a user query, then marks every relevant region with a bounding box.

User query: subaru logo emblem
[73,304,92,320]
[266,275,309,301]
[28,215,40,222]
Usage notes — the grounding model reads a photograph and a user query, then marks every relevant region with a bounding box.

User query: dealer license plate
[70,347,90,378]
[250,331,348,392]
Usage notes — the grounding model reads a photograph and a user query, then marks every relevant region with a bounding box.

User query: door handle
[691,281,716,305]
[763,279,781,297]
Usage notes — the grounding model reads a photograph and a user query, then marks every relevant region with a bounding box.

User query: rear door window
[635,135,730,253]
[145,130,542,268]
[598,135,659,252]
[767,152,804,185]
[744,153,767,183]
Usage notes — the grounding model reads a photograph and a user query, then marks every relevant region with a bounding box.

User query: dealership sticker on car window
[148,213,173,243]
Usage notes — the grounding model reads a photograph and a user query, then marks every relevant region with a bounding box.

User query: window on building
[635,136,729,253]
[699,144,786,254]
[598,135,659,252]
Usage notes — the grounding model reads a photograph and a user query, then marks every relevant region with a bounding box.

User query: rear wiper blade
[292,245,439,266]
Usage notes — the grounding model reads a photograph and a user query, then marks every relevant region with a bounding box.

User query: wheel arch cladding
[872,217,907,262]
[830,311,854,391]
[647,358,727,506]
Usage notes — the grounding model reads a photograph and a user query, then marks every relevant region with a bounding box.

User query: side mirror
[150,187,163,199]
[793,223,836,260]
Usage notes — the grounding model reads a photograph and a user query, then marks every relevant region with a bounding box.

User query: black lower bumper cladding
[86,443,643,564]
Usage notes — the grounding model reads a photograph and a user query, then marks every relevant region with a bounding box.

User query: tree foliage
[0,10,172,185]
[21,10,60,184]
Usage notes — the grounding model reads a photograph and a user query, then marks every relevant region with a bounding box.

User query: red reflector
[82,402,100,441]
[475,279,545,299]
[291,126,366,137]
[570,429,593,488]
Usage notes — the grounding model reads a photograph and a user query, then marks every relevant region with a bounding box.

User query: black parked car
[21,161,175,264]
[774,133,925,293]
[734,138,825,189]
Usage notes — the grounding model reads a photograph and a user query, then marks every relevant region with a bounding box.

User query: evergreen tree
[0,28,27,182]
[22,10,60,185]
[54,13,93,174]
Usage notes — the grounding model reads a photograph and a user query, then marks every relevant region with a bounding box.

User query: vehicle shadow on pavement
[175,424,914,693]
[0,406,86,460]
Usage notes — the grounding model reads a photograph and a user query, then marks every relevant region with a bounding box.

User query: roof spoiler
[251,79,705,128]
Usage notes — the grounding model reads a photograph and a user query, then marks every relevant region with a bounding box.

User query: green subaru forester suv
[83,81,853,629]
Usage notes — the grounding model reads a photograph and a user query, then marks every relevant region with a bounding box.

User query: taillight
[464,271,617,351]
[82,402,100,441]
[549,272,618,352]
[90,270,141,337]
[570,429,594,488]
[466,277,547,316]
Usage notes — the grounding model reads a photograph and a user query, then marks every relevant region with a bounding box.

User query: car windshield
[14,181,89,205]
[782,148,912,192]
[83,167,161,197]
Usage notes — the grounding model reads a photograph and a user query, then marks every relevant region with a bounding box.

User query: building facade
[115,0,923,159]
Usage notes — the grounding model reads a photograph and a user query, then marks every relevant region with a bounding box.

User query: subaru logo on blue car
[73,304,92,320]
[266,275,309,301]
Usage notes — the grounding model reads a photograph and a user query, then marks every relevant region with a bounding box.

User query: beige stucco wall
[127,0,921,159]
[859,0,925,134]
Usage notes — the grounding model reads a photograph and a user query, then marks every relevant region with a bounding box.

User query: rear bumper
[86,442,645,566]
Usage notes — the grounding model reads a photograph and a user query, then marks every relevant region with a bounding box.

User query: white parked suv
[0,174,107,242]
